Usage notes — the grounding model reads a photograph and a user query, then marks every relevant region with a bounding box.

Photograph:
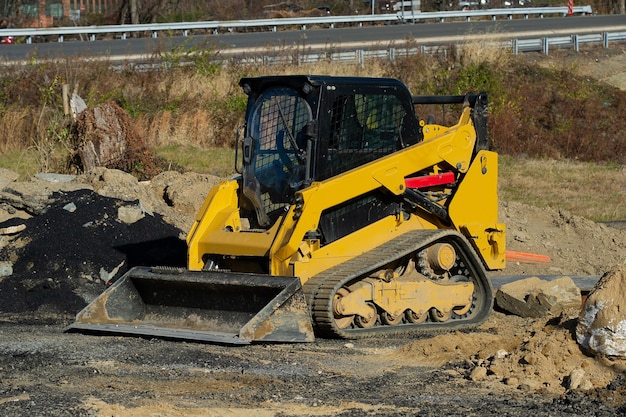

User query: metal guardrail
[113,28,624,73]
[512,31,626,53]
[0,6,593,44]
[202,30,625,70]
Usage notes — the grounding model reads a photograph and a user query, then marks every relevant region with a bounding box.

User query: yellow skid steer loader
[70,75,506,344]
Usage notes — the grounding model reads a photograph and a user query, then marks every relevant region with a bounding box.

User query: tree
[130,0,138,24]
[38,0,45,26]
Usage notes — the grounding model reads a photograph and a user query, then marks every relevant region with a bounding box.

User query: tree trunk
[62,0,71,17]
[38,0,46,27]
[151,0,169,23]
[119,0,128,24]
[130,0,139,24]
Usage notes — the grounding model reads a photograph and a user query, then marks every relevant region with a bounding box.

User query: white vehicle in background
[392,0,421,12]
[458,0,488,10]
[457,0,529,9]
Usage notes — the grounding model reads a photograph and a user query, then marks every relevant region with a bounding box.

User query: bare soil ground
[1,47,626,417]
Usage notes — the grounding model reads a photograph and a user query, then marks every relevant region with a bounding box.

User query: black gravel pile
[0,189,186,322]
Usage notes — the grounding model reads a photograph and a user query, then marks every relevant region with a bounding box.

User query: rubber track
[302,229,493,339]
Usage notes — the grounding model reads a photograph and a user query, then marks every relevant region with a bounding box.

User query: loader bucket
[68,266,315,345]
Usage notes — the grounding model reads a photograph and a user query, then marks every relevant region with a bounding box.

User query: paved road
[1,14,625,62]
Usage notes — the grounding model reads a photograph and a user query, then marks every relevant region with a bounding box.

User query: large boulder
[495,276,582,318]
[576,263,626,357]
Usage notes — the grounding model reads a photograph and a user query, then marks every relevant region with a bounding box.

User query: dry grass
[0,109,33,153]
[139,109,220,147]
[499,156,626,222]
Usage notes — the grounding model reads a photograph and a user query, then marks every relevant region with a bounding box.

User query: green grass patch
[0,148,50,181]
[154,145,236,177]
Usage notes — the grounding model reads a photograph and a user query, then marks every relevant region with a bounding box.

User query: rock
[0,223,26,235]
[99,261,125,284]
[70,93,87,118]
[567,368,585,390]
[35,173,77,183]
[0,175,93,219]
[576,263,626,357]
[85,168,162,215]
[504,377,519,386]
[0,168,19,189]
[0,261,13,277]
[495,349,509,359]
[518,379,541,391]
[63,203,77,213]
[495,276,582,318]
[469,366,487,381]
[0,205,29,225]
[151,171,219,209]
[118,205,145,224]
[522,352,541,365]
[487,361,505,378]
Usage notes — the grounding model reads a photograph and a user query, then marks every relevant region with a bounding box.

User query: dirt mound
[496,201,626,277]
[393,308,625,399]
[0,188,186,323]
[0,168,224,323]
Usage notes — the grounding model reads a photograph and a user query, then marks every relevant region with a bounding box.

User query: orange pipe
[505,250,551,264]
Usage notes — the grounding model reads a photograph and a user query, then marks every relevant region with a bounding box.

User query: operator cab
[237,75,423,228]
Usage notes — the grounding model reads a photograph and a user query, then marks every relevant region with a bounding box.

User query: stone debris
[63,202,77,212]
[0,261,12,277]
[80,167,219,232]
[495,276,582,318]
[567,368,586,390]
[469,366,488,381]
[0,167,19,189]
[0,223,26,235]
[35,173,77,183]
[117,205,145,224]
[576,263,626,358]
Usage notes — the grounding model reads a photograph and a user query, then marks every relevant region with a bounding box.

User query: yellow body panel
[187,179,275,270]
[448,150,506,270]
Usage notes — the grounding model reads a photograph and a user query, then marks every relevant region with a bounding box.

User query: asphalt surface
[1,15,625,62]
